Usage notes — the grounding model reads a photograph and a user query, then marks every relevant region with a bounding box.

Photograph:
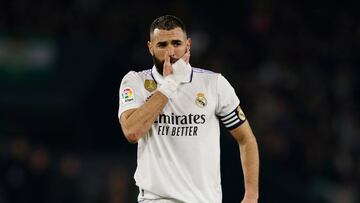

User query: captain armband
[218,106,247,130]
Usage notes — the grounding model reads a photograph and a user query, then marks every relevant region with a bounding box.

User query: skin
[231,121,259,203]
[149,27,191,75]
[120,27,190,143]
[119,27,259,203]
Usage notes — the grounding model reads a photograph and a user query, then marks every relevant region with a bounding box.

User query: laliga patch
[195,92,207,108]
[144,79,157,92]
[121,87,135,104]
[237,106,246,121]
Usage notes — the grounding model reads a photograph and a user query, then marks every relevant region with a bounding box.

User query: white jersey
[118,65,246,203]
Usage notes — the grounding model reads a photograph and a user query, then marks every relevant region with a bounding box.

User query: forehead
[151,27,186,43]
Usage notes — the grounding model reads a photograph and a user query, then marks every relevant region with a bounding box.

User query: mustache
[152,55,180,75]
[170,57,179,64]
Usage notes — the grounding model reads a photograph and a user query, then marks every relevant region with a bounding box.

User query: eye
[157,42,167,48]
[173,42,182,47]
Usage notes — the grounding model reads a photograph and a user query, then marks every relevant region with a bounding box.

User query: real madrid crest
[144,79,157,92]
[195,92,207,108]
[237,106,246,121]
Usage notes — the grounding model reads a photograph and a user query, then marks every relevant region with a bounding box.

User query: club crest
[237,106,246,121]
[195,92,207,108]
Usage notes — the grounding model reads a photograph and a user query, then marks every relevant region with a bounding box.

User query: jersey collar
[151,63,193,84]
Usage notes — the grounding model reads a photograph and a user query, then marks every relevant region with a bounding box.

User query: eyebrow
[171,40,182,44]
[156,40,183,46]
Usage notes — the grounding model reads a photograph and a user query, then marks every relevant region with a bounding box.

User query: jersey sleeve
[118,71,145,119]
[215,74,246,130]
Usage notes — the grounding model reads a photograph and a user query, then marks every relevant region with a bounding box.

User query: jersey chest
[142,77,217,116]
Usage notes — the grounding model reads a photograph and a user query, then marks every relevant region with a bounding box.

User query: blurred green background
[0,0,359,202]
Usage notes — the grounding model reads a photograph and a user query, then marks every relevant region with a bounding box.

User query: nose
[166,46,175,56]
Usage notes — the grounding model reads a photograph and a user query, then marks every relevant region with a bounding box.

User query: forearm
[239,136,259,199]
[121,91,168,142]
[230,121,259,200]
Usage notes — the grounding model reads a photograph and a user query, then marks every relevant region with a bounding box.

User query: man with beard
[118,15,259,203]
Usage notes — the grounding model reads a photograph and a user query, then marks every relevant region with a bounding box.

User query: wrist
[243,192,259,200]
[157,76,178,98]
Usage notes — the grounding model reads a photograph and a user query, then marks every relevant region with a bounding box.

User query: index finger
[163,50,173,76]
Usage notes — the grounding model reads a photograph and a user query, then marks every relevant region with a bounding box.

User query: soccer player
[118,15,259,203]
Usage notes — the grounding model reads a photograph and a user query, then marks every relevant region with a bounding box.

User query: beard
[152,55,179,76]
[152,55,164,75]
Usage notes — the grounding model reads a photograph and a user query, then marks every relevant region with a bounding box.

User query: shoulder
[192,67,218,74]
[192,67,220,80]
[192,67,235,88]
[122,68,152,80]
[138,69,153,76]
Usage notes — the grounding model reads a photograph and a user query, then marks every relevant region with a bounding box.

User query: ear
[186,38,192,51]
[147,41,154,56]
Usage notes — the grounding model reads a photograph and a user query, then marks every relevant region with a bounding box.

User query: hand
[167,46,191,83]
[241,196,258,203]
[181,46,190,64]
[163,50,173,76]
[157,51,180,99]
[241,199,257,203]
[162,47,190,76]
[164,50,191,84]
[158,49,191,99]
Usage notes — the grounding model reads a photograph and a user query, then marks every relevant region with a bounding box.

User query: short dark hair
[150,15,187,38]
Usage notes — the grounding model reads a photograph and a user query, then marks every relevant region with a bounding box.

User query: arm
[120,91,168,143]
[120,50,191,143]
[230,120,259,203]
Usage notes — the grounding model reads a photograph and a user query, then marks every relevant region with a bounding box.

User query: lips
[170,58,179,64]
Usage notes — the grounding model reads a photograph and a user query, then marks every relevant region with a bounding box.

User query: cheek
[175,48,186,57]
[154,50,165,60]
